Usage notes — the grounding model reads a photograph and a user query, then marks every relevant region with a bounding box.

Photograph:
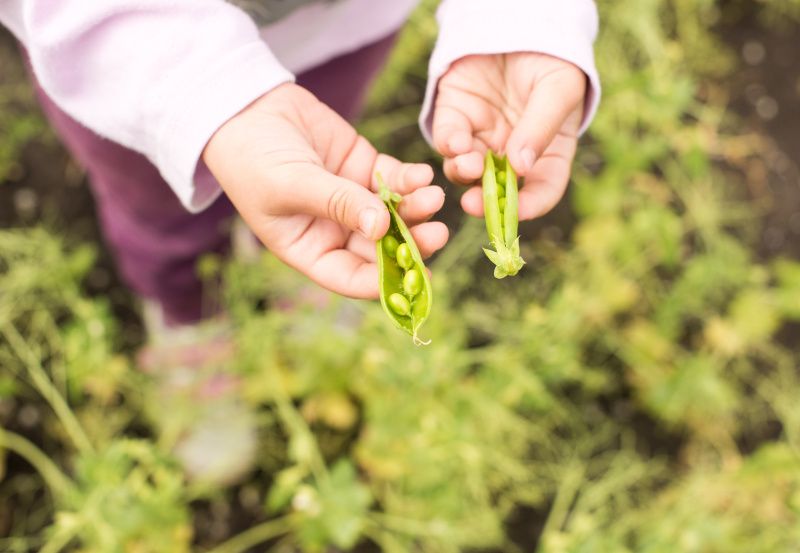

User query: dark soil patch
[719,6,800,259]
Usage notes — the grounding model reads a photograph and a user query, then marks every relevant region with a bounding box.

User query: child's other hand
[432,53,587,220]
[204,83,448,299]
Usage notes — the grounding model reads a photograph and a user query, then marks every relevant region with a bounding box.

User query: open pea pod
[375,174,432,345]
[482,151,525,278]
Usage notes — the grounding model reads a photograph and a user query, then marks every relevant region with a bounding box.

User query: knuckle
[569,84,586,107]
[394,164,411,193]
[326,186,351,224]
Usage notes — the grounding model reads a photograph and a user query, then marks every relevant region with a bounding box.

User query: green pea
[387,293,411,316]
[382,235,399,258]
[497,171,507,185]
[403,269,423,297]
[499,197,506,211]
[396,243,413,270]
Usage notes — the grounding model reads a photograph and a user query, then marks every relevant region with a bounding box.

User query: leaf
[728,288,780,347]
[267,465,308,513]
[296,460,372,550]
[483,248,503,266]
[320,461,372,548]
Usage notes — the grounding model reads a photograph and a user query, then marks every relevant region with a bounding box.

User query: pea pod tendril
[482,151,525,278]
[376,173,433,345]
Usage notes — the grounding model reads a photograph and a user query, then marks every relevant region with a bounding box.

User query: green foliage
[54,440,191,553]
[2,0,800,552]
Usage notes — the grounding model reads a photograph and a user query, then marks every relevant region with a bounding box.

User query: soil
[719,7,800,259]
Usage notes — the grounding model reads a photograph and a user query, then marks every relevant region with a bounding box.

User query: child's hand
[432,53,587,220]
[203,83,448,299]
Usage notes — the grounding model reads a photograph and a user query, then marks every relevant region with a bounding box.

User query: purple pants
[31,35,396,326]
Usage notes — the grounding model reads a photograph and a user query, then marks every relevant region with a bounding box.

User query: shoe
[138,301,257,486]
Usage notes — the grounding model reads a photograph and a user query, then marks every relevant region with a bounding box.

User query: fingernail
[359,208,378,238]
[520,148,536,172]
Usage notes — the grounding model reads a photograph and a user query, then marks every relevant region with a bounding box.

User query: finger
[333,133,380,187]
[462,132,577,221]
[333,135,433,195]
[373,156,434,195]
[345,184,447,266]
[277,163,390,241]
[306,249,380,299]
[408,221,450,258]
[345,232,379,262]
[345,212,449,262]
[505,68,585,177]
[395,185,446,225]
[517,153,573,220]
[443,151,484,185]
[513,128,577,219]
[307,222,449,299]
[460,186,484,217]
[432,105,473,157]
[442,158,463,184]
[432,104,474,157]
[460,155,575,220]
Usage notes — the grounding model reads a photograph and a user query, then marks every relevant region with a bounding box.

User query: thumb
[506,69,586,176]
[280,163,390,240]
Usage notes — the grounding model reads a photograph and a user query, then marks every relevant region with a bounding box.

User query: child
[0,0,600,482]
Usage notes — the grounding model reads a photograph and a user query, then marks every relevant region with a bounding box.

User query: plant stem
[0,427,73,497]
[366,512,449,538]
[539,460,585,540]
[0,536,44,549]
[267,369,328,485]
[2,321,94,454]
[39,525,81,553]
[204,516,292,553]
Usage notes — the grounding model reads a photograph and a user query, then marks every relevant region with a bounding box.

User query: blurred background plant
[2,0,800,551]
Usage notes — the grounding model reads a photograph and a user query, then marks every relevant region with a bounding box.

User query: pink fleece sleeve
[419,0,601,144]
[0,0,294,212]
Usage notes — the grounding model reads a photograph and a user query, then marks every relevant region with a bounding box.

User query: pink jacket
[0,0,600,212]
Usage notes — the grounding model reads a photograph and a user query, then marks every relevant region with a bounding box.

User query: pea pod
[482,151,525,278]
[376,173,433,345]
